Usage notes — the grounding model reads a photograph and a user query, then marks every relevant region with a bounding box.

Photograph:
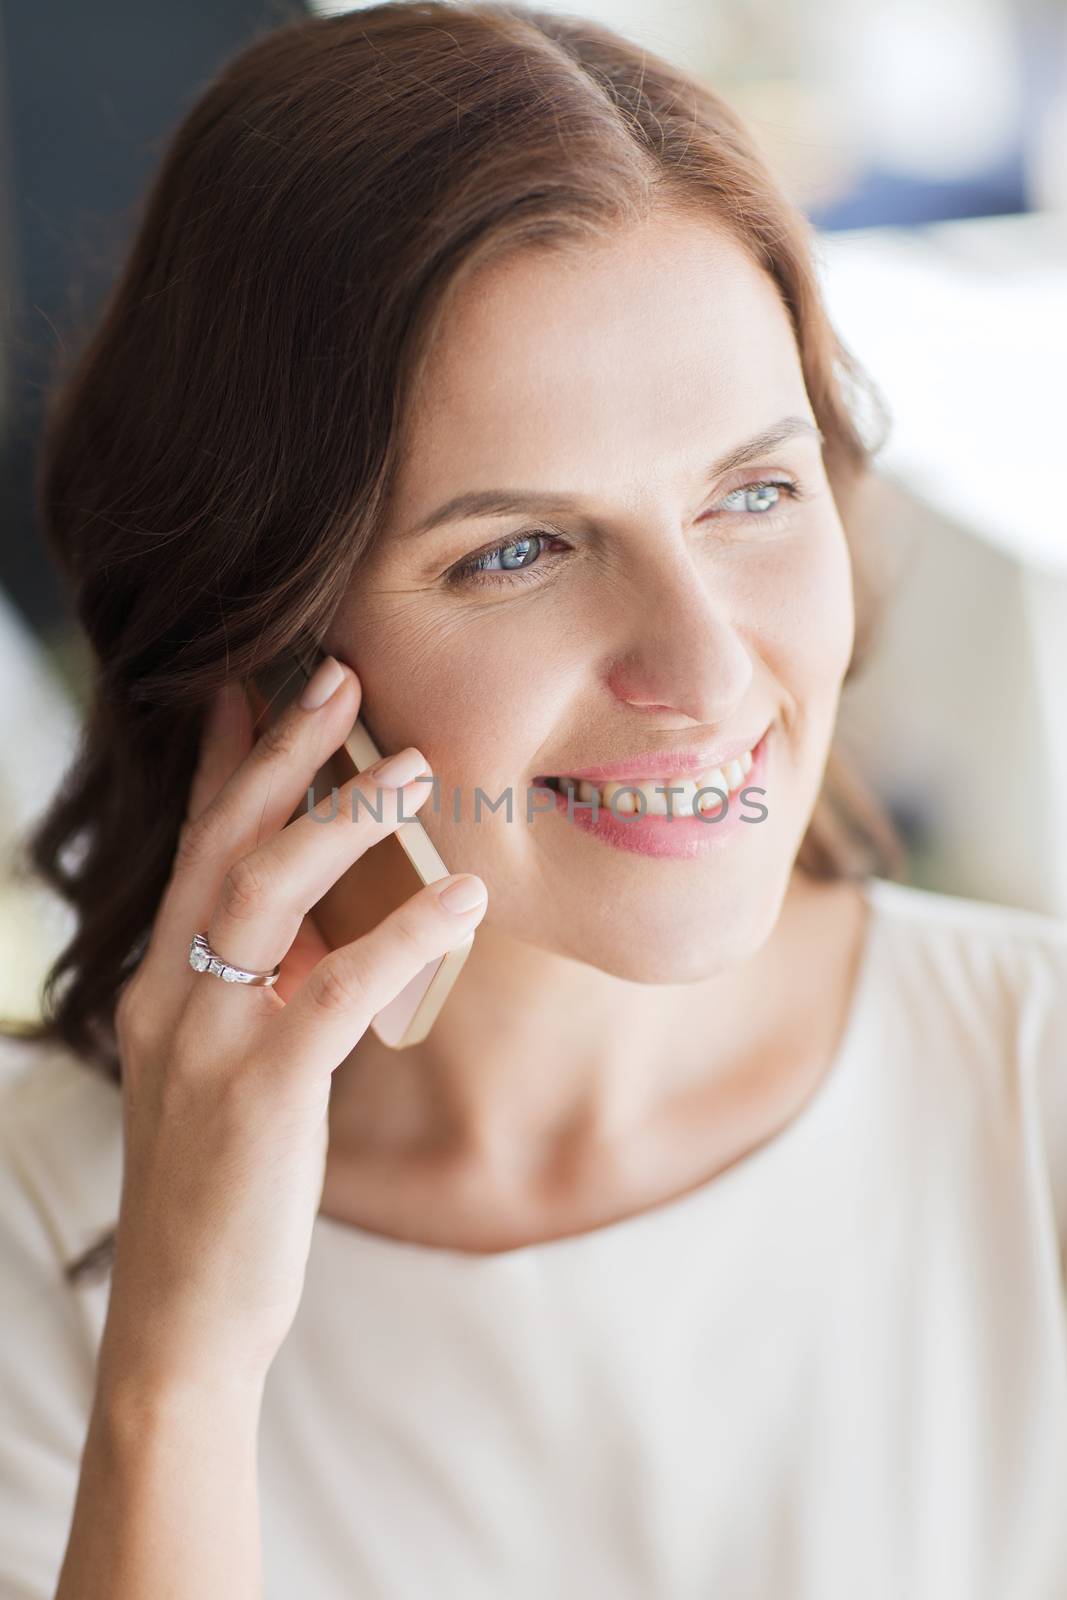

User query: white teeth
[556,743,758,816]
[693,767,727,810]
[638,782,672,816]
[697,782,729,815]
[600,781,639,814]
[673,778,700,813]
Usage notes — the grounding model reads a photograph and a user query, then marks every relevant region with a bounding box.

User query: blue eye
[446,476,803,591]
[718,482,783,513]
[448,531,562,588]
[461,533,541,575]
[495,535,540,570]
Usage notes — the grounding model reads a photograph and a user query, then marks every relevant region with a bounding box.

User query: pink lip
[535,725,771,784]
[533,728,773,860]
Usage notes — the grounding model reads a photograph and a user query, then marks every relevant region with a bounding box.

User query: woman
[1,4,1065,1597]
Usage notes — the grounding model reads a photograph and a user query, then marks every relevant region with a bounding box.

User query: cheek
[337,605,563,793]
[738,519,855,697]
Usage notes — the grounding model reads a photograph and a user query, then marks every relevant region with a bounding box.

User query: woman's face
[326,212,855,982]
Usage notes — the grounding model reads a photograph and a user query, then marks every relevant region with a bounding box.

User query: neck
[325,866,844,1185]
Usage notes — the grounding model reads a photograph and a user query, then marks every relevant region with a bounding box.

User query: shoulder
[864,872,1067,948]
[862,876,1067,1233]
[863,874,1067,1004]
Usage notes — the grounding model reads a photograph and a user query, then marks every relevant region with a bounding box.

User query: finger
[152,656,363,975]
[186,680,255,826]
[199,764,433,977]
[274,913,331,1003]
[272,875,489,1073]
[127,679,256,1019]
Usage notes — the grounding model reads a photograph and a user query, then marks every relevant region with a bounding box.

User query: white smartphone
[250,645,475,1048]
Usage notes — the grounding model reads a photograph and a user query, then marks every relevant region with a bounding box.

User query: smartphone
[248,644,475,1049]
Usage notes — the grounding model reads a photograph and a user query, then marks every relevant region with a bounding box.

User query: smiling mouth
[532,738,761,817]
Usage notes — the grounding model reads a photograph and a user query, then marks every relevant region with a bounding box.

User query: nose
[604,545,753,724]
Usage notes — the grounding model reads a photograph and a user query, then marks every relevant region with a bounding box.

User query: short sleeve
[0,1047,120,1600]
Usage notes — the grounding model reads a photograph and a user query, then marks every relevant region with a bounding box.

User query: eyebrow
[401,415,823,540]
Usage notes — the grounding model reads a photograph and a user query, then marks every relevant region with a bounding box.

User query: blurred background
[2,0,1066,1026]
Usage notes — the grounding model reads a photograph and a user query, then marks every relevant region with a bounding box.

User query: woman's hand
[101,656,487,1398]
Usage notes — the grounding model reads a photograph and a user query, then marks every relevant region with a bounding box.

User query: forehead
[396,214,808,513]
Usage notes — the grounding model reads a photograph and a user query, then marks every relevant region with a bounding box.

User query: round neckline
[313,875,888,1266]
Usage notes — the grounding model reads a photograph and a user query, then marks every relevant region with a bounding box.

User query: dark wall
[0,0,305,636]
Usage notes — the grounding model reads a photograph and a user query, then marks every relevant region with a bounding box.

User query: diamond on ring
[187,932,281,987]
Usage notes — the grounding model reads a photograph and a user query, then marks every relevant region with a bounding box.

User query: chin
[552,885,785,986]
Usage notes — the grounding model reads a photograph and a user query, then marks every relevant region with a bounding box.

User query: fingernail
[365,746,429,788]
[437,875,487,914]
[300,656,345,710]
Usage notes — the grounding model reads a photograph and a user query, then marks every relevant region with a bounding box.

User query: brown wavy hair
[3,1,903,1280]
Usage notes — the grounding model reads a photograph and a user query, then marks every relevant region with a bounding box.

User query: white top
[2,875,1066,1600]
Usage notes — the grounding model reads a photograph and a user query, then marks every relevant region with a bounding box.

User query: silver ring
[188,931,280,987]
